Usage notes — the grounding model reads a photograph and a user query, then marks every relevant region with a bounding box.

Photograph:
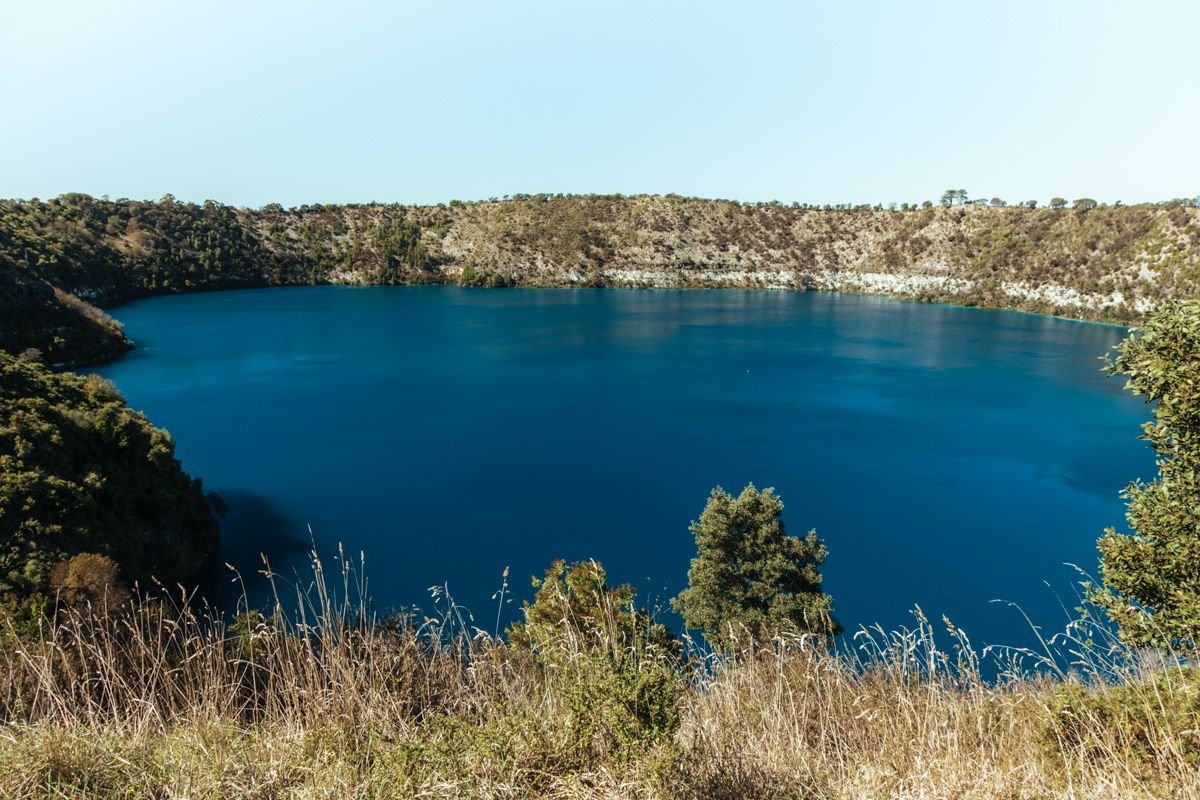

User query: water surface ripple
[98,286,1152,647]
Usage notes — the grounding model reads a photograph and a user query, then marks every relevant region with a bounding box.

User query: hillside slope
[0,263,130,367]
[0,352,220,602]
[3,194,1199,363]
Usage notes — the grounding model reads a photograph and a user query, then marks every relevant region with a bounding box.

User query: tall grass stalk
[0,551,1197,799]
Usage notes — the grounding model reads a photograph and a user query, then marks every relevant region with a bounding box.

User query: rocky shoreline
[5,194,1199,365]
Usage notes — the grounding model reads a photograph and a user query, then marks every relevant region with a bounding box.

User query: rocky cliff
[4,194,1198,365]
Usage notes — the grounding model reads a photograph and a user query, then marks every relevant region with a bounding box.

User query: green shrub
[508,559,677,660]
[556,648,681,764]
[1043,669,1200,769]
[508,559,683,764]
[48,553,126,608]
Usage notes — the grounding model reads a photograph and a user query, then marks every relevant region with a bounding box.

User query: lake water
[97,286,1153,648]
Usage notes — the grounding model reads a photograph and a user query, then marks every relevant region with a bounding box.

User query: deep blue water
[97,286,1153,648]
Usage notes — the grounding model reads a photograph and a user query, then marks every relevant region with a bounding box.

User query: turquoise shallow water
[97,286,1152,647]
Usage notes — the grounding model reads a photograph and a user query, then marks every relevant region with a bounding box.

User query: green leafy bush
[47,553,126,608]
[1044,669,1200,770]
[556,648,681,765]
[1089,301,1200,647]
[509,560,682,763]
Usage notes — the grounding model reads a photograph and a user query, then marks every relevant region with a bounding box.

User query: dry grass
[1,552,1197,799]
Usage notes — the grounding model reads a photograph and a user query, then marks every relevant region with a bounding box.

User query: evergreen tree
[672,484,839,650]
[1089,302,1200,648]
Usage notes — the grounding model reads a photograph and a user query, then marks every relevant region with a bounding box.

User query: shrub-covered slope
[3,194,1200,363]
[0,352,220,601]
[0,263,130,367]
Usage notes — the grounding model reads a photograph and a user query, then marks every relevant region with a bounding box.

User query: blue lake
[97,286,1153,648]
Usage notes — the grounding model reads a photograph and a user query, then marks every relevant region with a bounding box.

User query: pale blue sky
[2,1,1197,208]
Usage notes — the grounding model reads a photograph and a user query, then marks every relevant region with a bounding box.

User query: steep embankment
[0,352,221,605]
[430,196,1199,317]
[3,194,1199,364]
[0,264,130,367]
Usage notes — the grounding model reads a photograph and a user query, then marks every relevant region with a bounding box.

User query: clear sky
[2,1,1197,208]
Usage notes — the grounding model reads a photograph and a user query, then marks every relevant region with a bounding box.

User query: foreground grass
[1,558,1197,799]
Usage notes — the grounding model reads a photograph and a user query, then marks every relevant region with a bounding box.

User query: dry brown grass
[1,552,1197,799]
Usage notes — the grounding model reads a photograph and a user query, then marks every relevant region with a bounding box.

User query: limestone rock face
[4,194,1200,364]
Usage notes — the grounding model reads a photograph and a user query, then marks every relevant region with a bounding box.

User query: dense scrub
[0,265,129,367]
[0,353,220,607]
[3,194,1200,365]
[0,194,445,305]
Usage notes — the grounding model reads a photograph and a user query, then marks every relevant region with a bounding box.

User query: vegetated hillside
[0,352,220,606]
[437,195,1200,319]
[0,264,130,367]
[3,193,1199,363]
